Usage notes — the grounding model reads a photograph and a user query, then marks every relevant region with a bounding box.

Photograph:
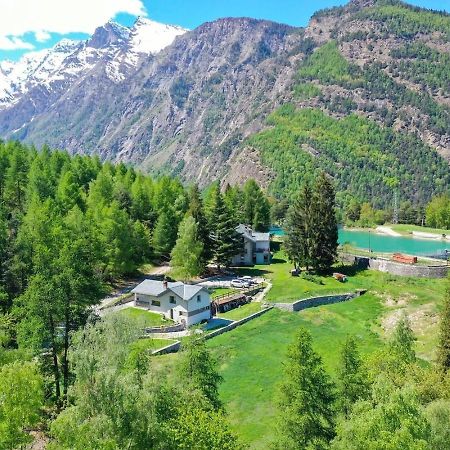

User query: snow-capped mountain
[0,18,187,109]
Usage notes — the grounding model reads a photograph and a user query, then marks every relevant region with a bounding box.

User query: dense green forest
[249,106,449,208]
[0,141,273,448]
[249,18,450,209]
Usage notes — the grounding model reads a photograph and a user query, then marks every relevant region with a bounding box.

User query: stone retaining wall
[341,253,448,278]
[368,258,448,278]
[274,291,362,312]
[151,340,181,355]
[144,323,185,334]
[151,307,274,355]
[204,306,274,340]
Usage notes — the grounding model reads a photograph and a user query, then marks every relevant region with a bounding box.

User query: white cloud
[0,0,147,49]
[35,30,52,43]
[0,36,35,50]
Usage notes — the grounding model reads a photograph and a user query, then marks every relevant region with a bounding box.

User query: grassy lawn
[115,307,171,327]
[210,287,238,299]
[217,302,265,321]
[236,249,372,303]
[390,223,450,236]
[153,263,446,449]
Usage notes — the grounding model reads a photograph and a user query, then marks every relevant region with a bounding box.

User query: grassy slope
[151,245,447,448]
[217,302,264,321]
[205,269,446,448]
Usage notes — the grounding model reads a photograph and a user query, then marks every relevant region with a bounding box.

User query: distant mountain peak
[87,21,130,49]
[128,17,187,54]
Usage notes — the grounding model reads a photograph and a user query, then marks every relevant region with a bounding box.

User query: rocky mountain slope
[0,0,449,207]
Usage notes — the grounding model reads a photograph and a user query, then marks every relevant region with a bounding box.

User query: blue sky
[1,0,449,62]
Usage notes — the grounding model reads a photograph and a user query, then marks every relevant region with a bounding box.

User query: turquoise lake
[270,227,449,256]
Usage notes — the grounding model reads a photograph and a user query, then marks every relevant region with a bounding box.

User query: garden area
[114,307,171,327]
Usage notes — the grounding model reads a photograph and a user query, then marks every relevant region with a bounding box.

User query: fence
[211,283,265,302]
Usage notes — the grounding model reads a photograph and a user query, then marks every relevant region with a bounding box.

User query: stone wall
[151,340,181,355]
[151,306,274,355]
[274,292,361,312]
[340,252,448,278]
[368,258,448,278]
[204,306,274,340]
[144,323,185,334]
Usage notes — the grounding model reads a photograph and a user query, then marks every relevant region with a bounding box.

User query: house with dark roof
[131,280,211,327]
[232,224,271,266]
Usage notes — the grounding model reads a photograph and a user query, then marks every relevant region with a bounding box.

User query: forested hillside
[248,0,450,208]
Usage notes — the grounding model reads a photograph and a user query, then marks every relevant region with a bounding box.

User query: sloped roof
[131,279,205,301]
[236,224,270,243]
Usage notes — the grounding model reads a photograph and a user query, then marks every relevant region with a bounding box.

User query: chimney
[163,280,168,289]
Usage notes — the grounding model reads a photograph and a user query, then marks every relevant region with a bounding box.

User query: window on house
[179,311,183,316]
[151,300,161,307]
[169,296,176,304]
[197,295,201,303]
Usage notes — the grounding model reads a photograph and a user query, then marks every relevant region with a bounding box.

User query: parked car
[240,276,257,285]
[231,279,250,288]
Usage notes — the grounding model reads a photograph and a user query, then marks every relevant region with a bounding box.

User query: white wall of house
[184,291,211,326]
[255,240,270,264]
[134,290,211,327]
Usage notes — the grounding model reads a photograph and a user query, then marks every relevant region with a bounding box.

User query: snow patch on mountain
[129,17,187,54]
[0,18,187,108]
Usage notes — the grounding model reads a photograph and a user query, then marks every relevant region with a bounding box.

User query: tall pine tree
[170,215,204,280]
[285,182,314,271]
[337,336,370,417]
[209,186,242,269]
[276,328,336,450]
[188,184,212,265]
[311,172,338,272]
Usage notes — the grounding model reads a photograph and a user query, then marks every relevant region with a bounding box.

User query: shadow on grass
[233,266,273,277]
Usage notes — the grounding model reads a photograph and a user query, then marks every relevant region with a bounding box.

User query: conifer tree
[243,179,271,231]
[178,335,223,410]
[337,336,370,417]
[153,209,179,260]
[285,182,314,271]
[209,186,242,269]
[188,184,212,264]
[171,215,204,280]
[130,174,154,225]
[437,283,450,373]
[276,328,336,450]
[389,315,416,364]
[56,170,83,213]
[223,183,244,224]
[311,172,338,272]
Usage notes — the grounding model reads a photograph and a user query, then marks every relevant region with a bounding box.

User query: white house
[131,280,211,327]
[231,224,271,266]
